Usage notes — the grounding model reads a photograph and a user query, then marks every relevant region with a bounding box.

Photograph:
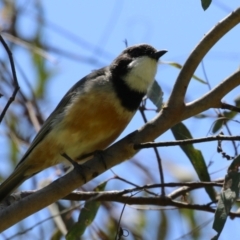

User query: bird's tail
[0,164,29,202]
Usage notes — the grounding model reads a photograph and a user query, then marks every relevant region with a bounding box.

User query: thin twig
[135,135,240,149]
[3,180,222,203]
[220,102,240,156]
[139,103,166,196]
[0,35,20,123]
[115,203,127,240]
[222,123,238,156]
[112,174,159,196]
[221,102,240,113]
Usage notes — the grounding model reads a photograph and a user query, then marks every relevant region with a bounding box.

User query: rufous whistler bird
[0,44,167,201]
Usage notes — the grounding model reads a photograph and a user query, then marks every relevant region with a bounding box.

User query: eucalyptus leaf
[213,171,240,237]
[201,0,212,10]
[147,80,164,111]
[66,181,107,239]
[171,122,215,201]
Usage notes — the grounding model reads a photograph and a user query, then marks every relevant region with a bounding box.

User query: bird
[0,43,167,201]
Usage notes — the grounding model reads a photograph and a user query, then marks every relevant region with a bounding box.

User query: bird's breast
[21,86,135,176]
[51,88,134,162]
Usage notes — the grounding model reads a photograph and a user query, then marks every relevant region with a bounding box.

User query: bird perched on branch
[0,43,167,201]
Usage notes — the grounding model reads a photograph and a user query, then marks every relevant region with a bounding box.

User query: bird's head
[111,44,167,93]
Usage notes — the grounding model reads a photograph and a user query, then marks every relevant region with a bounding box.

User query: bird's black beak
[152,50,167,60]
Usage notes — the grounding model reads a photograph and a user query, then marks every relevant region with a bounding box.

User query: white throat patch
[124,56,157,92]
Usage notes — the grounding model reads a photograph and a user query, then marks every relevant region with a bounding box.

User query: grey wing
[16,79,85,167]
[16,67,107,167]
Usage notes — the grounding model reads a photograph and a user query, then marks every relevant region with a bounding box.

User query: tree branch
[184,70,240,117]
[135,135,240,149]
[221,102,240,113]
[0,180,221,204]
[168,7,240,108]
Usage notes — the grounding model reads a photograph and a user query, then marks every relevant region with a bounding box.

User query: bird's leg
[93,150,107,169]
[77,150,107,170]
[61,153,88,183]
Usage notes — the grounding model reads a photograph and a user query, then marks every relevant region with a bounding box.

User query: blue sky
[1,0,240,239]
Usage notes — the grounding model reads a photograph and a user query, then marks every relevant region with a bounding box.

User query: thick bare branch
[184,70,240,117]
[168,7,240,107]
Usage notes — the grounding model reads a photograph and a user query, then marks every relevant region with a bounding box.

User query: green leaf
[50,229,62,240]
[6,115,19,166]
[157,211,168,239]
[212,111,238,133]
[212,95,240,133]
[147,80,163,111]
[212,119,224,133]
[66,181,107,239]
[166,61,207,84]
[228,155,240,172]
[201,0,212,10]
[180,207,200,239]
[213,171,240,236]
[171,122,215,201]
[211,233,220,240]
